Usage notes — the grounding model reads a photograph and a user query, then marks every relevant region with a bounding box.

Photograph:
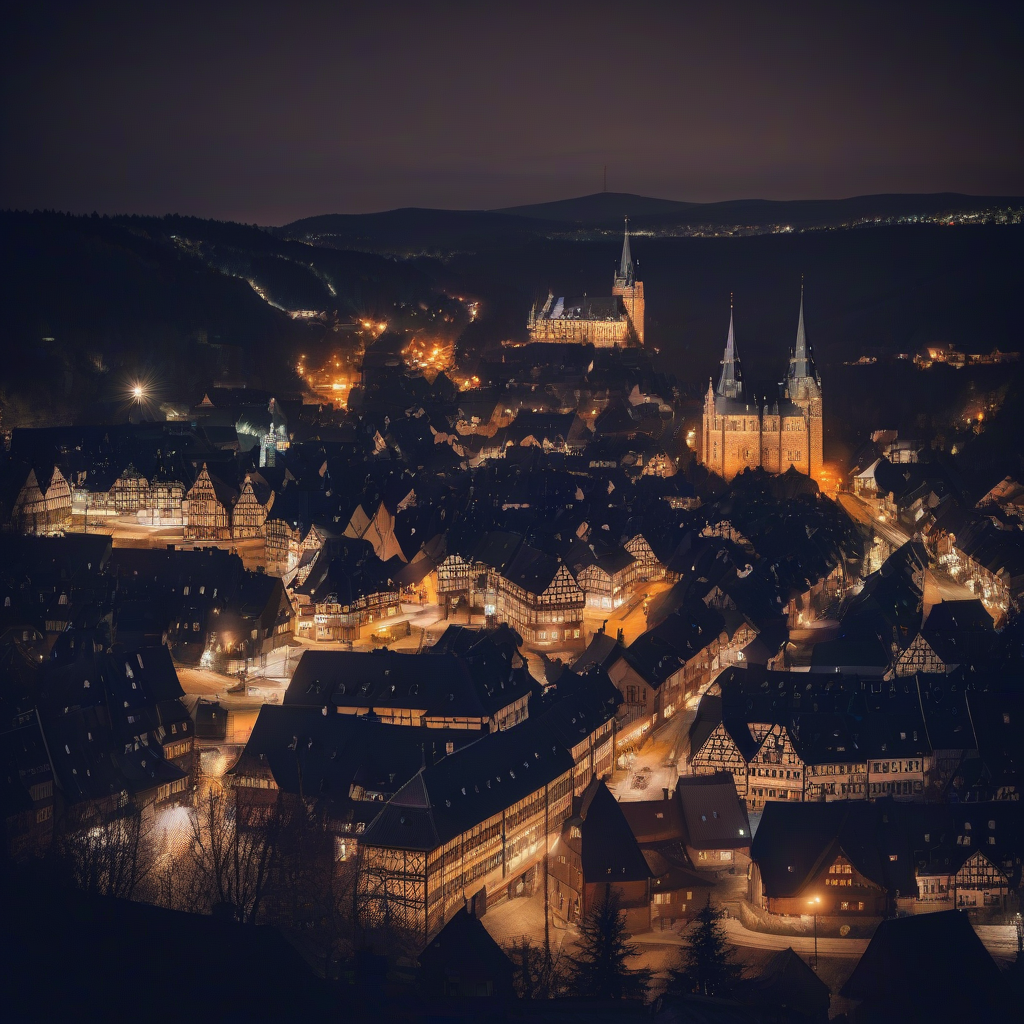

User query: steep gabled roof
[674,773,751,850]
[576,777,653,883]
[840,910,1009,1021]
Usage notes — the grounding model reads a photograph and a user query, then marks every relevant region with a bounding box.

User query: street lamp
[808,896,821,969]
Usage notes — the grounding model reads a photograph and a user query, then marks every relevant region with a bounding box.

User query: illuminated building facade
[702,288,823,484]
[527,220,644,348]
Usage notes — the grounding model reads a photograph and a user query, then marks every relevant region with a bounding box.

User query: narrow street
[838,491,975,610]
[608,696,695,803]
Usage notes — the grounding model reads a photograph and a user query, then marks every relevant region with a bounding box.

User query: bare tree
[266,802,362,977]
[186,788,284,924]
[51,798,155,900]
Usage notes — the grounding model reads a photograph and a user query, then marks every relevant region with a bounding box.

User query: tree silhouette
[671,896,741,997]
[567,885,651,1000]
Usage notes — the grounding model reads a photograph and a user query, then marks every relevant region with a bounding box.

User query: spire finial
[716,299,742,401]
[616,216,634,286]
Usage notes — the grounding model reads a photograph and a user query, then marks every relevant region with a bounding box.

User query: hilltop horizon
[279,189,1023,232]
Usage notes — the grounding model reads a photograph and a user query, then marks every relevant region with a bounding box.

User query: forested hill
[278,192,1023,254]
[0,211,441,426]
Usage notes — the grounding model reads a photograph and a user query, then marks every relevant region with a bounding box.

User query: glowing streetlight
[132,385,144,401]
[808,896,821,969]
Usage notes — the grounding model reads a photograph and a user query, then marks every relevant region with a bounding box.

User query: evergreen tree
[567,885,651,1000]
[671,896,742,997]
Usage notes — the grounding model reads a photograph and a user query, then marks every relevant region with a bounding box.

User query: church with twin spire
[701,289,823,484]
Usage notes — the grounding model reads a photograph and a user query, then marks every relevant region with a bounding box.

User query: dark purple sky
[2,1,1022,224]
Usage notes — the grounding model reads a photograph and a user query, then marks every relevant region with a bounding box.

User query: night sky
[2,1,1022,224]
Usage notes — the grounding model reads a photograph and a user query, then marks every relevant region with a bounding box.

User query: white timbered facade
[231,477,273,539]
[576,558,638,611]
[265,518,302,576]
[183,465,230,540]
[493,562,584,649]
[137,480,185,526]
[12,467,73,535]
[625,533,665,583]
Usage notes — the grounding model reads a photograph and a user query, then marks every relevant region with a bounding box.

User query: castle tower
[611,217,645,345]
[784,283,824,482]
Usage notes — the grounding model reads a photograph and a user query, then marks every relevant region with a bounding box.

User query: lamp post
[808,896,821,969]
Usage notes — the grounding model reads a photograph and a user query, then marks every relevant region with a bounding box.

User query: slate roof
[738,946,830,1019]
[419,906,514,995]
[36,645,189,806]
[675,773,751,850]
[620,793,685,845]
[361,719,575,851]
[232,704,475,820]
[751,800,922,900]
[286,646,531,722]
[501,544,566,596]
[839,910,1010,1022]
[691,666,954,767]
[576,777,653,883]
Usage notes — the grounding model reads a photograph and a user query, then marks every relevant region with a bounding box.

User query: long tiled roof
[361,718,575,850]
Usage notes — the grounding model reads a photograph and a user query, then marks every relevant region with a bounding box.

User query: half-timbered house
[231,703,478,856]
[493,545,584,649]
[231,475,274,539]
[136,479,185,527]
[751,799,1022,923]
[11,466,73,535]
[748,802,896,918]
[674,772,751,867]
[575,548,638,610]
[528,665,620,794]
[289,538,400,642]
[183,464,231,540]
[625,532,665,583]
[284,639,533,732]
[357,718,576,942]
[35,645,194,824]
[688,667,936,810]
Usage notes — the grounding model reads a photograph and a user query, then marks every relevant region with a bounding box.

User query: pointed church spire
[716,297,743,400]
[788,277,817,381]
[616,216,635,287]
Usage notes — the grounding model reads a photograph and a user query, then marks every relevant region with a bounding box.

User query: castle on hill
[526,219,644,347]
[701,289,823,484]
